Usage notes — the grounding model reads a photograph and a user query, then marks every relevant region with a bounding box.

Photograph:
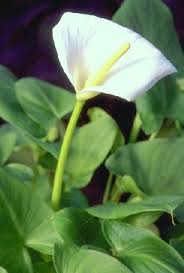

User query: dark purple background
[0,0,184,204]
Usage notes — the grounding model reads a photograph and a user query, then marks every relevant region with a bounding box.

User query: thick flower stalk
[51,12,176,210]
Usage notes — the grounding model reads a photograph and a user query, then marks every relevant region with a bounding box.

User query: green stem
[175,120,181,130]
[51,100,85,211]
[111,189,122,203]
[102,173,113,203]
[129,112,141,143]
[175,120,182,136]
[149,131,158,140]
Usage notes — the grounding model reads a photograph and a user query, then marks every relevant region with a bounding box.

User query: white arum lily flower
[53,12,176,101]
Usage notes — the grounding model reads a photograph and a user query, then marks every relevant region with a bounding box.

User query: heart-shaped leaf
[106,138,184,195]
[0,76,45,138]
[54,243,132,273]
[53,208,107,249]
[15,77,75,130]
[65,108,118,188]
[0,78,60,157]
[0,168,59,273]
[102,221,184,273]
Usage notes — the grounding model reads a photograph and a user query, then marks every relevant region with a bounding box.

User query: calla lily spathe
[53,12,176,101]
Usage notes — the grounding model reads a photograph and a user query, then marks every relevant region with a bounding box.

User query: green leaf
[112,175,145,198]
[106,137,184,195]
[113,0,184,133]
[4,163,34,183]
[33,174,52,203]
[136,79,178,134]
[53,208,107,249]
[165,87,184,126]
[4,121,59,160]
[0,65,16,86]
[87,196,183,220]
[111,129,125,152]
[54,243,132,273]
[26,217,61,256]
[0,267,8,273]
[61,189,89,209]
[170,239,184,259]
[0,78,45,138]
[8,136,37,168]
[33,262,56,273]
[174,202,184,223]
[102,221,184,273]
[39,152,57,170]
[15,77,75,130]
[0,123,32,147]
[170,206,184,259]
[65,107,118,188]
[0,168,58,273]
[30,138,59,158]
[0,129,16,165]
[0,76,60,157]
[169,206,184,258]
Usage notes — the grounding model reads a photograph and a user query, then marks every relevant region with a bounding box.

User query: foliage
[0,0,184,273]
